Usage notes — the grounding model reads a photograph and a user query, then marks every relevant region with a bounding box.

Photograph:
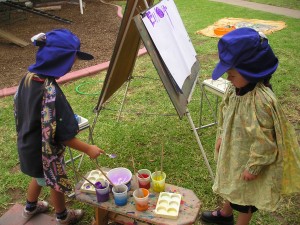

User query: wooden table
[74,171,201,225]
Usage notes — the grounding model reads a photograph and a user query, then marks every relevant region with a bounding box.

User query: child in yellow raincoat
[201,28,300,225]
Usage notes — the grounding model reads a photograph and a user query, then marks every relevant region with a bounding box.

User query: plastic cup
[133,188,149,211]
[112,184,128,206]
[95,180,109,203]
[151,171,166,192]
[137,169,151,189]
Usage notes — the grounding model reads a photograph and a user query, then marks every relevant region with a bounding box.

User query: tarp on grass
[197,17,287,38]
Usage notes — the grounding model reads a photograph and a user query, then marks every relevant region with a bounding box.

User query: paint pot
[95,180,109,203]
[112,184,128,206]
[151,171,166,192]
[137,169,151,189]
[107,167,132,190]
[133,188,149,211]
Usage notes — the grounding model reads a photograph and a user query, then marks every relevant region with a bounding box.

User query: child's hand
[86,145,104,159]
[242,170,257,181]
[215,137,222,153]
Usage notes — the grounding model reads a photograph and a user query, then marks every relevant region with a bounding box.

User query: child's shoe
[56,209,84,225]
[22,200,49,218]
[201,210,234,225]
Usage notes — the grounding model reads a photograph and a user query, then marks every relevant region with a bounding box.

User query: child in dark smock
[201,28,300,225]
[14,29,105,225]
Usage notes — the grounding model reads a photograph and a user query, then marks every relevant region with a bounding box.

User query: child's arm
[63,137,104,159]
[245,92,278,177]
[215,137,222,153]
[214,86,231,160]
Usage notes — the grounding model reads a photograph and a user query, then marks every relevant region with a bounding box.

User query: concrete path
[210,0,300,19]
[0,204,57,225]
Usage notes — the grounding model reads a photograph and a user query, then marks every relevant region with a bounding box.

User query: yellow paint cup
[151,171,166,192]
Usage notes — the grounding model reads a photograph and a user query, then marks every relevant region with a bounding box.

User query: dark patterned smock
[213,83,300,211]
[14,75,79,178]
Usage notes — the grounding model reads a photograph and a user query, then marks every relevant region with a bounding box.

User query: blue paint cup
[112,184,128,206]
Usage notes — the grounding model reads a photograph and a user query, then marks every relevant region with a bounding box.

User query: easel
[91,0,214,181]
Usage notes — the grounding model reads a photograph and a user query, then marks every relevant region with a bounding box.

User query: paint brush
[137,171,146,179]
[160,142,164,175]
[131,154,146,179]
[131,154,137,175]
[137,188,144,198]
[92,160,118,191]
[66,165,97,189]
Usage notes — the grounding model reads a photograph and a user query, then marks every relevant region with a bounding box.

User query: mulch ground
[0,0,121,90]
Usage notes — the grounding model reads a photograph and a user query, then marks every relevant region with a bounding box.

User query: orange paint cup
[133,188,149,211]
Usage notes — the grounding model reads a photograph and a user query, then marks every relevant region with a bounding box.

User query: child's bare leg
[211,200,233,216]
[27,178,42,202]
[23,178,48,218]
[221,200,233,216]
[50,188,66,213]
[51,188,84,223]
[236,211,252,225]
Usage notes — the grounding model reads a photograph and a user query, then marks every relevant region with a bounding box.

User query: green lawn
[0,0,299,224]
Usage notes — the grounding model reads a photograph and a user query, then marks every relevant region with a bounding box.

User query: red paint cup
[136,169,151,189]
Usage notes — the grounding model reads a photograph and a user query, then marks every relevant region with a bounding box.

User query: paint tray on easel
[77,115,89,129]
[154,192,182,219]
[202,77,229,93]
[79,170,108,194]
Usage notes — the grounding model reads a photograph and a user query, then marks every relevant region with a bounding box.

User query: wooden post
[94,207,109,225]
[0,29,29,47]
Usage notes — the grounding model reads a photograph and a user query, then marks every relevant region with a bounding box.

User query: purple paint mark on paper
[155,7,164,18]
[146,11,157,27]
[163,5,174,28]
[145,3,174,28]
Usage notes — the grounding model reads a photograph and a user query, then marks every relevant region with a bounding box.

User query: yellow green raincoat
[212,83,300,211]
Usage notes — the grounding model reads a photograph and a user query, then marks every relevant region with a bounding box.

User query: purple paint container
[95,180,109,203]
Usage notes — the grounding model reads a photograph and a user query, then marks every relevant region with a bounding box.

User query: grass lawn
[0,0,299,224]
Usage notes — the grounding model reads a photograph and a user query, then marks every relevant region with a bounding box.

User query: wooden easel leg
[117,78,132,122]
[94,207,109,225]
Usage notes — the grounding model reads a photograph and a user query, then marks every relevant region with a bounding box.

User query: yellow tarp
[197,17,287,38]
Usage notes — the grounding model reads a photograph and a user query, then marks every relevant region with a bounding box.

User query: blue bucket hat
[28,29,94,78]
[212,27,278,82]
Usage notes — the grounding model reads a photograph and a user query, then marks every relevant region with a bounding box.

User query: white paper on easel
[142,0,197,89]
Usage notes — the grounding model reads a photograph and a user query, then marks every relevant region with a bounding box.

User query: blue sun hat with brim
[212,27,278,82]
[28,29,94,78]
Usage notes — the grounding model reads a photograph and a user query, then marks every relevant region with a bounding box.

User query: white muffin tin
[154,192,182,219]
[79,170,107,194]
